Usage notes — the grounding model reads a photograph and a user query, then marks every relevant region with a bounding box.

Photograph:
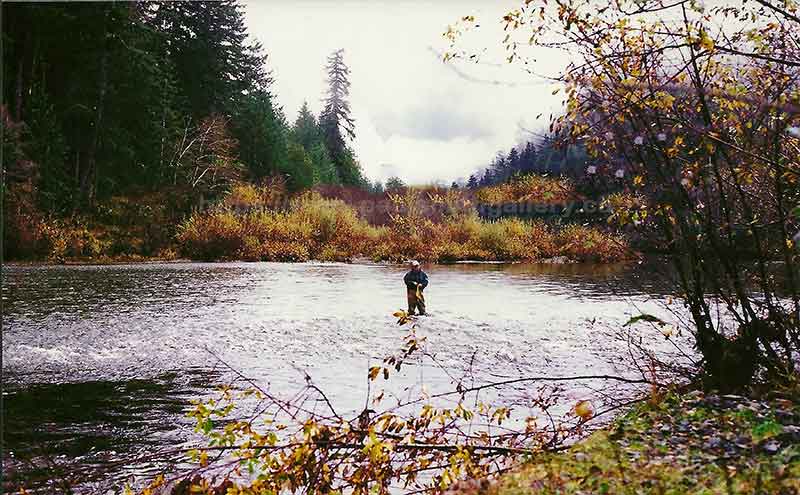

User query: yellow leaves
[454,402,474,421]
[362,428,395,464]
[734,167,754,185]
[491,406,511,425]
[633,175,645,187]
[377,414,407,434]
[369,365,391,381]
[368,366,382,381]
[438,467,455,490]
[653,91,676,110]
[574,400,594,421]
[148,479,194,495]
[699,30,715,51]
[393,309,414,325]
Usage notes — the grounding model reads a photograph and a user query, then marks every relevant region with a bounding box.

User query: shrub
[176,184,631,263]
[555,224,629,262]
[291,193,375,260]
[475,221,510,258]
[177,192,375,262]
[223,179,286,211]
[177,210,244,261]
[475,175,578,205]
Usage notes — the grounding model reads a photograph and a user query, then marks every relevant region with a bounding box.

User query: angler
[403,260,428,316]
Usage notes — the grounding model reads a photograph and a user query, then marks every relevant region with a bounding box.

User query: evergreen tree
[145,1,270,119]
[1,0,357,222]
[284,142,315,191]
[308,143,339,184]
[319,49,363,186]
[233,90,288,179]
[480,170,494,187]
[385,176,405,191]
[506,148,520,175]
[519,142,537,174]
[290,101,343,185]
[2,2,184,207]
[292,101,322,151]
[336,152,366,186]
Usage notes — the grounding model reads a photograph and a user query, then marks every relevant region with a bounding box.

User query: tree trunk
[79,7,110,209]
[14,30,31,121]
[15,56,23,121]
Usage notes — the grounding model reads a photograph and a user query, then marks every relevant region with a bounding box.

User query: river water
[2,260,689,493]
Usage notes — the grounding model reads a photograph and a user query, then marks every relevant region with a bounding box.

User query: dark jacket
[404,269,428,291]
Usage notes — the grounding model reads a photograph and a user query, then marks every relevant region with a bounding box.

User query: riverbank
[2,256,597,267]
[3,183,634,265]
[176,188,632,263]
[455,389,800,495]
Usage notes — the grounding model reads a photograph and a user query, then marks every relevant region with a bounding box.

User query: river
[2,260,688,493]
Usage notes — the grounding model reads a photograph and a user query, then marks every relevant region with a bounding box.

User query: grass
[465,391,800,495]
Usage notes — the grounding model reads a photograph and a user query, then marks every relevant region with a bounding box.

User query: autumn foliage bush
[554,224,629,263]
[4,210,116,261]
[222,179,287,211]
[178,191,378,262]
[178,185,630,263]
[3,174,110,260]
[474,175,579,205]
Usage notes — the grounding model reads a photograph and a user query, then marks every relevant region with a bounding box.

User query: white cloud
[243,0,567,183]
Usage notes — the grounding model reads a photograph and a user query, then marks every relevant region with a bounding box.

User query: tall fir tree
[519,142,537,174]
[292,101,322,150]
[283,142,315,191]
[233,89,288,179]
[2,2,186,208]
[506,148,520,177]
[291,101,340,184]
[308,143,339,185]
[145,1,270,119]
[319,49,363,185]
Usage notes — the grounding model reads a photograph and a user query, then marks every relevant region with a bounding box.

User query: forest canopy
[1,0,367,217]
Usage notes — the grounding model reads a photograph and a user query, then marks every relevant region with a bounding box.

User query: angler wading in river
[404,260,428,316]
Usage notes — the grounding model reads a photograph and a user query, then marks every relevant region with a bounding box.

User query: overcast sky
[243,1,567,184]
